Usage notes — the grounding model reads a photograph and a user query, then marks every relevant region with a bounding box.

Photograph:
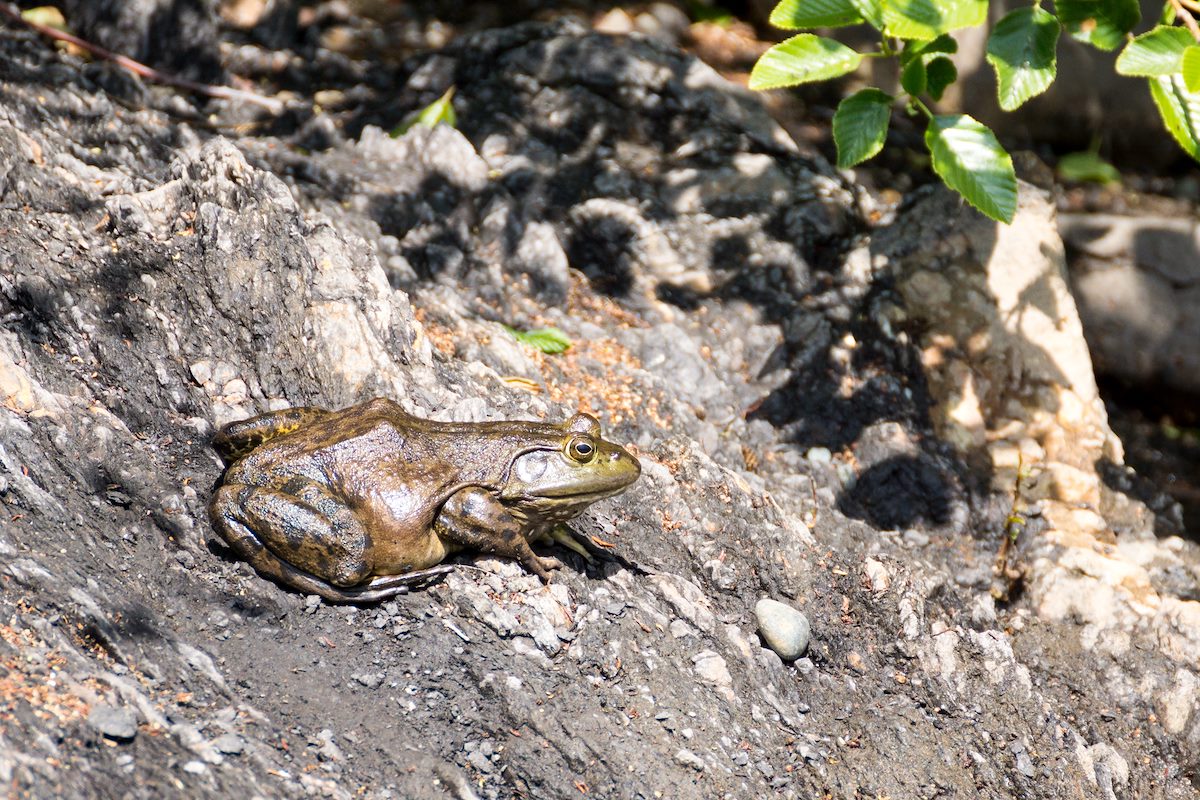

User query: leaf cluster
[752,0,1200,222]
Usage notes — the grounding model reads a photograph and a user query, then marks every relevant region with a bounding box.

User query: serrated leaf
[769,0,865,28]
[1148,74,1200,161]
[925,115,1017,223]
[1055,0,1139,50]
[926,56,958,100]
[833,89,894,167]
[1115,26,1193,75]
[986,6,1060,111]
[1057,151,1121,183]
[505,326,573,355]
[848,0,886,28]
[749,34,864,89]
[883,0,987,40]
[1183,45,1200,92]
[901,58,927,95]
[912,33,960,58]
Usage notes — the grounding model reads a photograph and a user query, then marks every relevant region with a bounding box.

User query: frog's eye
[567,436,596,463]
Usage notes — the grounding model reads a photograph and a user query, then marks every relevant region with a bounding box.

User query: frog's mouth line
[521,485,629,502]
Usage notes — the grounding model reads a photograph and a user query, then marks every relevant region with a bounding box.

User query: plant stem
[1169,0,1200,40]
[0,2,284,114]
[910,96,934,119]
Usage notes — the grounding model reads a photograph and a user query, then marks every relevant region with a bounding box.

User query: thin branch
[0,2,284,114]
[1169,0,1200,41]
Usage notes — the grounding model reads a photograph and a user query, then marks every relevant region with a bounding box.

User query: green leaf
[899,33,958,99]
[21,6,70,31]
[910,33,960,58]
[687,0,736,24]
[848,0,886,28]
[769,0,865,28]
[926,56,958,100]
[1055,0,1139,51]
[925,114,1018,223]
[1183,45,1200,92]
[986,6,1060,111]
[391,87,458,137]
[833,89,894,167]
[883,0,987,40]
[1115,26,1194,75]
[505,326,573,355]
[749,34,864,89]
[901,58,927,95]
[1148,74,1200,161]
[1057,151,1121,183]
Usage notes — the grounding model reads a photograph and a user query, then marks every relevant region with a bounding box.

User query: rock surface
[1060,211,1200,394]
[1,15,1198,800]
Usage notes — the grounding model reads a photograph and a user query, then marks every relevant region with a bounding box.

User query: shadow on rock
[839,453,955,530]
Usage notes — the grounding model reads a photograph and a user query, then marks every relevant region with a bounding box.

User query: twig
[0,2,284,114]
[1169,0,1200,41]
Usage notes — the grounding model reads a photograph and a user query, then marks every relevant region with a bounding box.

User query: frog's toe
[545,525,594,563]
[532,555,565,582]
[318,566,455,603]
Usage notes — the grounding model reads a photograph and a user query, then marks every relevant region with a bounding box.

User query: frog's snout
[610,447,641,483]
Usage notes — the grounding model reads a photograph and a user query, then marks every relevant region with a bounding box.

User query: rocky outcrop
[1,17,1197,800]
[1061,211,1200,395]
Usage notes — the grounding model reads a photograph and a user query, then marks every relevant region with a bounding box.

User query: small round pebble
[674,748,706,772]
[755,598,811,662]
[805,447,832,465]
[88,703,137,741]
[213,733,244,755]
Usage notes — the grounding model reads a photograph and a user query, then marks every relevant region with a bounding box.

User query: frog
[208,398,641,603]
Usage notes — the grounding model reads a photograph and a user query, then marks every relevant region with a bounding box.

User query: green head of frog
[501,412,641,524]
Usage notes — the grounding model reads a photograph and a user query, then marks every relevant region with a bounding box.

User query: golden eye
[568,436,596,463]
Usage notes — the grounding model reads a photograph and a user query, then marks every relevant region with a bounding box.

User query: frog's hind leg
[212,406,331,463]
[210,482,387,602]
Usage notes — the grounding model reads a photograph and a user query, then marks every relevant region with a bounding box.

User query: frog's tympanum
[209,398,641,602]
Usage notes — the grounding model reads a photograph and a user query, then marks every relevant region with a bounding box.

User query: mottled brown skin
[209,398,641,602]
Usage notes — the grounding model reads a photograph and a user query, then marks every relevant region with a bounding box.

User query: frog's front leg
[434,487,564,581]
[210,481,445,603]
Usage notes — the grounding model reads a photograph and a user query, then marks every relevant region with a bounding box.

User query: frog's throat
[505,487,625,522]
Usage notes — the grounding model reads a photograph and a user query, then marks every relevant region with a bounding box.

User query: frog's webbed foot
[271,560,452,603]
[318,566,455,603]
[528,555,565,582]
[542,524,594,563]
[218,533,452,604]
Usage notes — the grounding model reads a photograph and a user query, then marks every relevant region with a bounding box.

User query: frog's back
[220,397,570,491]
